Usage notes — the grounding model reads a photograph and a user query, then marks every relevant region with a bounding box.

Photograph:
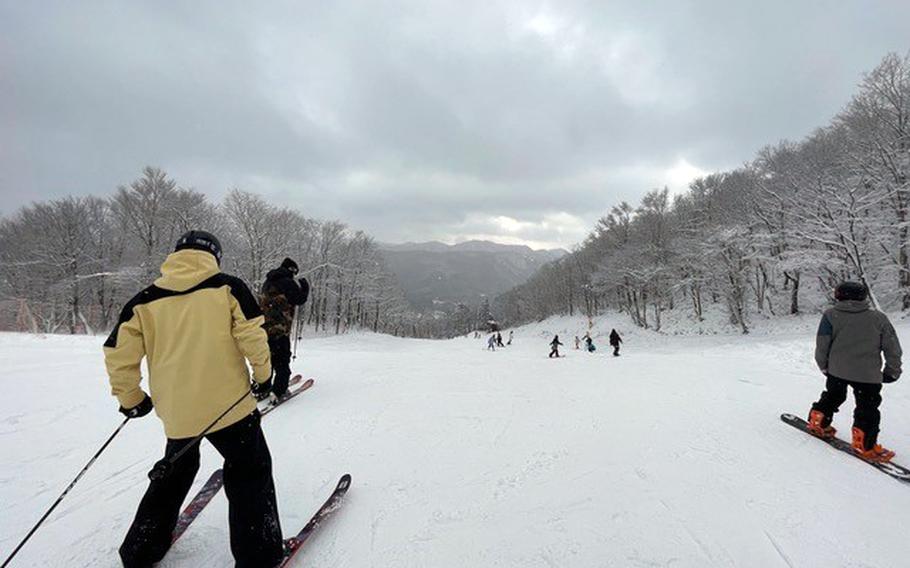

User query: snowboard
[279,474,352,566]
[780,413,910,483]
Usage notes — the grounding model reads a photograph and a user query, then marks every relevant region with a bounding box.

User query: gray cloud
[2,0,908,248]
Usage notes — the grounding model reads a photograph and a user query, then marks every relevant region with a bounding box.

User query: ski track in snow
[1,317,910,567]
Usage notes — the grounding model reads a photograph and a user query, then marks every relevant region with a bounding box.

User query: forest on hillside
[0,172,433,336]
[496,53,910,333]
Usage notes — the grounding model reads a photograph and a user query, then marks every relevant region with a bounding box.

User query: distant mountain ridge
[381,240,565,254]
[379,240,566,312]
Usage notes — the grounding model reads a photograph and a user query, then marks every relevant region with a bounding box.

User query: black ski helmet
[175,230,222,264]
[834,281,867,302]
[281,257,299,274]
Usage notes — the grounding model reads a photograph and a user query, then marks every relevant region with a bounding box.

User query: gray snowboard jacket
[815,299,902,384]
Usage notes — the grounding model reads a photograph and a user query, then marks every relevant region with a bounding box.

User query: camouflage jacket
[260,267,310,338]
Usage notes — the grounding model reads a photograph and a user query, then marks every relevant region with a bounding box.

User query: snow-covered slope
[2,323,910,567]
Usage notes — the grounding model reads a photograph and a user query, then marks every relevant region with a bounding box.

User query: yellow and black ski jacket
[104,250,272,439]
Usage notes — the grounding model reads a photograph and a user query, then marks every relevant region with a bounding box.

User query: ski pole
[292,324,298,360]
[2,417,130,568]
[292,312,302,361]
[148,389,250,481]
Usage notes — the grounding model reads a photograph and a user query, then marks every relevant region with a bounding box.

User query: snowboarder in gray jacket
[807,281,902,462]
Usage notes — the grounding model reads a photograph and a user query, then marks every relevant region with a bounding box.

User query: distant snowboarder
[103,230,284,566]
[549,335,563,358]
[497,332,505,348]
[585,334,596,353]
[806,281,902,462]
[487,334,497,351]
[609,329,622,356]
[507,330,514,345]
[260,257,310,400]
[574,335,581,350]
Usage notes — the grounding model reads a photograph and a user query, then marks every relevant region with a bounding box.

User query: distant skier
[507,330,514,345]
[260,257,310,400]
[103,230,283,567]
[807,281,902,462]
[487,334,497,351]
[585,334,596,352]
[609,329,623,356]
[549,335,563,358]
[574,335,581,350]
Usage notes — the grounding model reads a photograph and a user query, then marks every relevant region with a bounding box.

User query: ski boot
[268,390,291,407]
[806,409,836,439]
[851,427,895,463]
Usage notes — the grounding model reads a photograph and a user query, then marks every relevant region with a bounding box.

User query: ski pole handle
[2,417,130,568]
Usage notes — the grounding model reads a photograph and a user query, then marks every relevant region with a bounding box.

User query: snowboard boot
[806,409,836,439]
[851,427,895,463]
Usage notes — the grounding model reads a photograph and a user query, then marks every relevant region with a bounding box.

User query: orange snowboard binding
[806,410,836,439]
[851,427,895,463]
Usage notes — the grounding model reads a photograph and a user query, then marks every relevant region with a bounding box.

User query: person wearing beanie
[104,230,284,567]
[260,257,310,399]
[549,334,563,358]
[609,329,623,356]
[806,281,903,462]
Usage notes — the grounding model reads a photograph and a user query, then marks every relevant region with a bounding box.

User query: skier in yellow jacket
[104,230,283,568]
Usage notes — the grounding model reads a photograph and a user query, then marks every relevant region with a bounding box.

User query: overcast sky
[1,1,908,249]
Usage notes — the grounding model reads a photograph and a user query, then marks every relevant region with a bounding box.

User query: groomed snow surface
[2,314,910,567]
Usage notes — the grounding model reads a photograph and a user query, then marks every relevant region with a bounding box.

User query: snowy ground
[2,318,910,567]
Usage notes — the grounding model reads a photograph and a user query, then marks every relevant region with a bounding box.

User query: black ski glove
[120,394,153,418]
[251,376,273,400]
[883,373,898,384]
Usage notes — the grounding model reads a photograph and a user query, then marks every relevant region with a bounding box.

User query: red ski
[260,376,313,416]
[278,474,352,566]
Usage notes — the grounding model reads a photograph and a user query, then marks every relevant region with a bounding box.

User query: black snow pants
[549,347,560,358]
[119,412,283,568]
[812,374,883,449]
[269,334,292,397]
[611,343,620,356]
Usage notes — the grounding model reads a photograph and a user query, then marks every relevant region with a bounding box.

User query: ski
[278,474,352,566]
[170,376,315,544]
[780,413,910,483]
[257,374,304,412]
[261,377,314,416]
[171,469,224,542]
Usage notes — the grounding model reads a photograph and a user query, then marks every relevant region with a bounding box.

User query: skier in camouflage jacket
[260,258,310,398]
